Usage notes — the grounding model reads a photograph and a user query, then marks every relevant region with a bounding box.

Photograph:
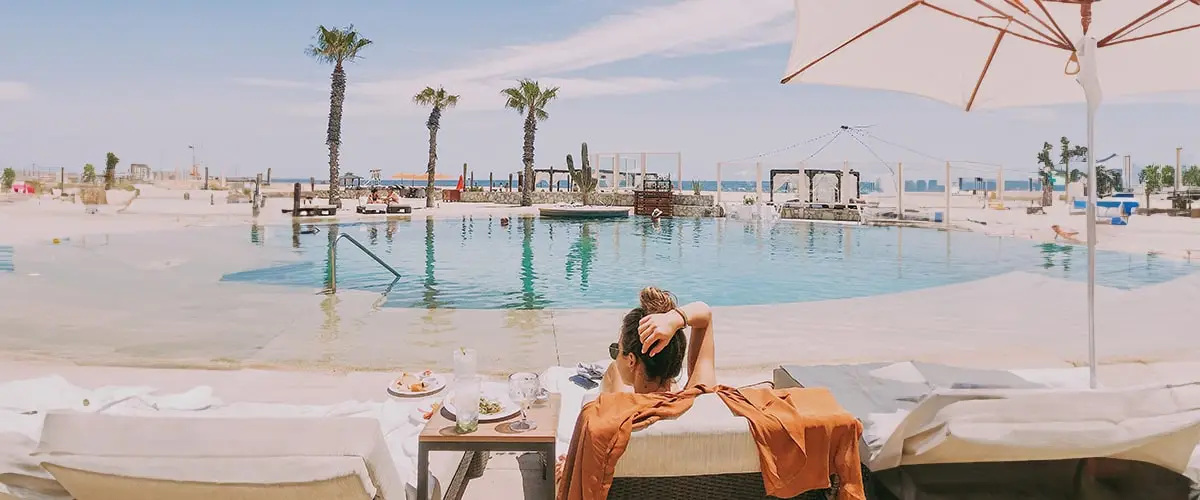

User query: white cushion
[34,412,407,499]
[613,394,761,477]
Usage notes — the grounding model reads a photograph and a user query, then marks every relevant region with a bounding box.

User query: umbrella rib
[1102,21,1200,46]
[1030,0,1074,47]
[1098,0,1177,46]
[973,0,1071,47]
[966,29,1007,111]
[922,2,1066,48]
[780,1,924,84]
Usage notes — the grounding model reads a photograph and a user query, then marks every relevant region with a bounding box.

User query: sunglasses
[609,342,620,360]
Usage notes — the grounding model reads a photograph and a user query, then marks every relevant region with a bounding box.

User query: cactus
[567,142,598,205]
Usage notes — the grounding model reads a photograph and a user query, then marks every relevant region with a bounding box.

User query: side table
[417,394,561,500]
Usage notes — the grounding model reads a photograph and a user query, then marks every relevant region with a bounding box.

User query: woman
[600,286,716,394]
[557,287,715,485]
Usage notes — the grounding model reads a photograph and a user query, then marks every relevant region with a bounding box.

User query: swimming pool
[218,217,1194,309]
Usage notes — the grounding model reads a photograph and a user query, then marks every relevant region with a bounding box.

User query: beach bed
[282,204,337,217]
[357,203,413,215]
[774,362,1200,499]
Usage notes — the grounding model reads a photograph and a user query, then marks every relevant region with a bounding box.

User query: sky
[2,0,1198,185]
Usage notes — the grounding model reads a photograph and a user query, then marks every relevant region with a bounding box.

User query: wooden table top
[420,394,561,444]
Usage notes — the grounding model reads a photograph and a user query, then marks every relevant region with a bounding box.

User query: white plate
[442,382,521,422]
[388,373,447,397]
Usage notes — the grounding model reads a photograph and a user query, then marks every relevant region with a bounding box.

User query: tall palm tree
[501,79,560,206]
[306,25,372,208]
[413,87,460,208]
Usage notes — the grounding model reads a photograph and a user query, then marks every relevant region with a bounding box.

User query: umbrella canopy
[782,0,1200,110]
[781,0,1200,389]
[391,172,453,181]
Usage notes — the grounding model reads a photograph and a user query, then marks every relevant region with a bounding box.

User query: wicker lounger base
[608,465,873,500]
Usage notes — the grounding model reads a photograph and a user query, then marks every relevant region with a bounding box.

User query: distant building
[130,164,151,182]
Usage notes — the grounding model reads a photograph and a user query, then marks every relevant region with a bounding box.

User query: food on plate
[394,371,437,393]
[479,398,503,415]
[422,402,442,420]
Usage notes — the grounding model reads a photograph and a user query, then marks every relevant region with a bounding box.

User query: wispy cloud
[0,81,32,101]
[255,0,792,114]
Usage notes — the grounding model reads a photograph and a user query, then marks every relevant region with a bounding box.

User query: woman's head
[613,287,687,390]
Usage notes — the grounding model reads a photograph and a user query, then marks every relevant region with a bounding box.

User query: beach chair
[357,203,388,215]
[773,362,1200,499]
[605,391,857,500]
[33,411,472,500]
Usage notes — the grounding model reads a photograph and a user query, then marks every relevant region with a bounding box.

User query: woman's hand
[638,311,684,356]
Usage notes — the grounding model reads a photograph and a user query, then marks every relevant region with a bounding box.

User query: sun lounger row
[356,203,413,215]
[5,362,1200,499]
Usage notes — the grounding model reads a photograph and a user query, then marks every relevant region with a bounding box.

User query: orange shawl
[557,385,864,500]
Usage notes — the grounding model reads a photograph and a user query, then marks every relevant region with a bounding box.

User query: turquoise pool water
[219,217,1193,309]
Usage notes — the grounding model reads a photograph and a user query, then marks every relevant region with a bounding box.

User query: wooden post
[253,174,262,217]
[998,165,1005,208]
[293,182,301,216]
[640,153,647,190]
[489,172,494,191]
[677,153,683,194]
[945,161,951,226]
[508,173,513,192]
[462,163,468,191]
[266,168,272,185]
[469,171,474,190]
[613,154,620,193]
[204,167,209,190]
[310,177,315,192]
[897,162,904,220]
[59,167,65,193]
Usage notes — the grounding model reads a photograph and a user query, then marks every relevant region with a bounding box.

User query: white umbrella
[781,0,1200,388]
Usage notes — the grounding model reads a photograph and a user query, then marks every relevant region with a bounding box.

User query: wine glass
[508,372,539,432]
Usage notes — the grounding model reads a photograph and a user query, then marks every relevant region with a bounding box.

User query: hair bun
[639,287,677,315]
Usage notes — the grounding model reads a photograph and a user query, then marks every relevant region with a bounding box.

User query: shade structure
[781,0,1200,389]
[782,0,1200,110]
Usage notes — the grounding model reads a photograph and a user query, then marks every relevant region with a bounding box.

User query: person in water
[601,286,715,394]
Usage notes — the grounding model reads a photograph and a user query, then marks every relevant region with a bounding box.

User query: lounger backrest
[613,393,761,477]
[33,411,405,500]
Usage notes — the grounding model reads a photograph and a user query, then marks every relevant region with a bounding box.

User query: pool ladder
[327,233,401,293]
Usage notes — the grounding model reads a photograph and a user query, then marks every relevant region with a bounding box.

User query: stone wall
[459,190,719,217]
[780,206,861,222]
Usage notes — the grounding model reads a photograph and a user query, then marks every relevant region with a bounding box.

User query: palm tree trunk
[326,64,347,207]
[520,111,537,207]
[1041,181,1053,207]
[425,107,441,209]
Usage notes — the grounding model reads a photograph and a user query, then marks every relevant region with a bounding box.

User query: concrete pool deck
[3,267,1198,373]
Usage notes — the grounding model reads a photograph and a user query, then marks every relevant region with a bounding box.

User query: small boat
[537,205,632,219]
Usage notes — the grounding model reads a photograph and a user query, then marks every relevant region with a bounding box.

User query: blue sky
[2,0,1197,184]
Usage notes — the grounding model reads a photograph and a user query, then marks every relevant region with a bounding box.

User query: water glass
[453,348,477,378]
[454,375,481,433]
[508,372,539,432]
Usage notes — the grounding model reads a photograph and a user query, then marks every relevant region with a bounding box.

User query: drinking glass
[453,348,477,379]
[508,372,539,432]
[454,375,481,433]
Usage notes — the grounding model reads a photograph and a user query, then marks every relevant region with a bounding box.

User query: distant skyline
[3,0,1198,185]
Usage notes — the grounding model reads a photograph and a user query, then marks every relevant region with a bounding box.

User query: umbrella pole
[1078,36,1102,390]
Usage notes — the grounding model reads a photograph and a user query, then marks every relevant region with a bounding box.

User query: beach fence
[713,160,1045,222]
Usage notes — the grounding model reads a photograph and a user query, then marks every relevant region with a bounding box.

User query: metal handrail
[327,233,400,293]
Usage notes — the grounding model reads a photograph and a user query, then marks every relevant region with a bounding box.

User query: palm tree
[306,25,372,208]
[104,152,120,190]
[1036,142,1055,206]
[413,87,460,208]
[501,79,560,206]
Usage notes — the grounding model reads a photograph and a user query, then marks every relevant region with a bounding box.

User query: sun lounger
[774,362,1200,499]
[386,204,412,214]
[357,203,388,215]
[283,204,337,217]
[33,411,470,500]
[607,392,853,500]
